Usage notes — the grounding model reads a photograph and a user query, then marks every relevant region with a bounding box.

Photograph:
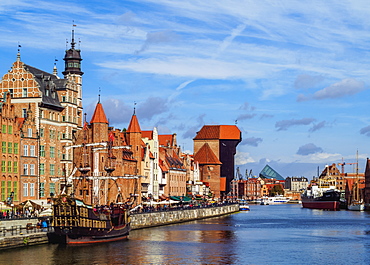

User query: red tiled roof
[194,143,221,165]
[158,135,173,146]
[127,114,141,133]
[142,130,153,139]
[90,102,108,124]
[193,125,241,140]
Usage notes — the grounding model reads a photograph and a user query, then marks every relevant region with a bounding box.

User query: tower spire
[71,22,76,49]
[16,43,21,62]
[62,22,83,77]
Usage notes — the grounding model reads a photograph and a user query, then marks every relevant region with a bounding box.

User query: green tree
[270,185,284,196]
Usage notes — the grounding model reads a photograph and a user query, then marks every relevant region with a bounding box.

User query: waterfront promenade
[0,203,238,250]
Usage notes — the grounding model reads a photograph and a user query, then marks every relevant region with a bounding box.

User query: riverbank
[0,204,238,250]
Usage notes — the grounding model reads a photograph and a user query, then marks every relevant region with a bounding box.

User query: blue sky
[1,0,370,178]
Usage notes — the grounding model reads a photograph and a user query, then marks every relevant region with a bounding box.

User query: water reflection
[1,205,370,264]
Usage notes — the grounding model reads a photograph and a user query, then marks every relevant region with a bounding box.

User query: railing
[131,201,237,214]
[0,223,53,237]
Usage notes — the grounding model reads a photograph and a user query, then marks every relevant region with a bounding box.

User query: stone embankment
[0,204,239,250]
[131,204,239,229]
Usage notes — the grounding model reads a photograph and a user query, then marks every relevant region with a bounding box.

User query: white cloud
[235,151,256,165]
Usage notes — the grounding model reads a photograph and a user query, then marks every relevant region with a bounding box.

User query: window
[62,96,66,102]
[7,161,11,172]
[1,161,5,173]
[40,145,45,157]
[13,161,18,173]
[62,116,66,122]
[30,145,35,156]
[27,128,32,137]
[50,147,55,158]
[8,142,12,154]
[1,181,5,201]
[40,163,45,175]
[23,183,28,197]
[22,108,27,118]
[23,145,28,156]
[22,88,27,97]
[1,142,6,153]
[39,183,45,197]
[50,164,55,175]
[40,128,44,138]
[13,181,18,201]
[23,164,28,175]
[14,143,18,154]
[30,183,35,197]
[2,125,6,133]
[50,183,55,196]
[45,88,49,96]
[30,164,35,175]
[8,125,12,134]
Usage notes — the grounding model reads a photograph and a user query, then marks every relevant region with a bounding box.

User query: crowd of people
[0,207,45,219]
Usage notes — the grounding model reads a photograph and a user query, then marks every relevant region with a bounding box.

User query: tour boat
[260,195,290,205]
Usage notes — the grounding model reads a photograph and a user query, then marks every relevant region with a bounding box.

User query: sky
[1,0,370,179]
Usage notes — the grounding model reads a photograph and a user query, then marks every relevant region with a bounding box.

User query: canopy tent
[17,199,52,211]
[39,208,53,217]
[170,196,192,202]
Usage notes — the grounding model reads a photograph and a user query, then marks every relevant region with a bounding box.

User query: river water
[1,204,370,265]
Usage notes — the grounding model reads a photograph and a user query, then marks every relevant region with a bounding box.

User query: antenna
[134,101,137,114]
[98,87,101,103]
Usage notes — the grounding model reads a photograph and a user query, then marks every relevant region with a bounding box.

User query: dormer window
[45,88,49,96]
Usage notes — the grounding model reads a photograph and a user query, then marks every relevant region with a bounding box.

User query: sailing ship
[49,122,139,244]
[348,153,365,211]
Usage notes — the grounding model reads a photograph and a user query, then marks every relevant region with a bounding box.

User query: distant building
[259,165,285,181]
[285,177,308,192]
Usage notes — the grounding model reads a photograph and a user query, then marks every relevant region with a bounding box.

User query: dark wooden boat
[49,194,131,244]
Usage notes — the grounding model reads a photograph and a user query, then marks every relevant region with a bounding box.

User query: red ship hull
[301,200,340,211]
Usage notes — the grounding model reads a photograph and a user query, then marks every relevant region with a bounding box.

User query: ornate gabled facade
[70,102,141,205]
[142,128,159,199]
[0,32,83,204]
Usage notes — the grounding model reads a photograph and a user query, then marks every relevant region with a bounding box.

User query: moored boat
[301,189,341,211]
[50,195,131,244]
[260,195,290,205]
[347,152,365,211]
[49,130,138,244]
[238,200,250,211]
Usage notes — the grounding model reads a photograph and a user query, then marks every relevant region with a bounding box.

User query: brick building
[0,31,83,204]
[193,125,241,199]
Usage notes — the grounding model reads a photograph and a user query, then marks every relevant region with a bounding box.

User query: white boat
[348,202,365,211]
[238,200,250,211]
[261,196,290,205]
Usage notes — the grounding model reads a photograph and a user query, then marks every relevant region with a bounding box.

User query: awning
[170,196,192,202]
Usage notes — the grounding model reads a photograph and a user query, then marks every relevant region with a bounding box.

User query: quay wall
[131,204,239,229]
[0,204,239,250]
